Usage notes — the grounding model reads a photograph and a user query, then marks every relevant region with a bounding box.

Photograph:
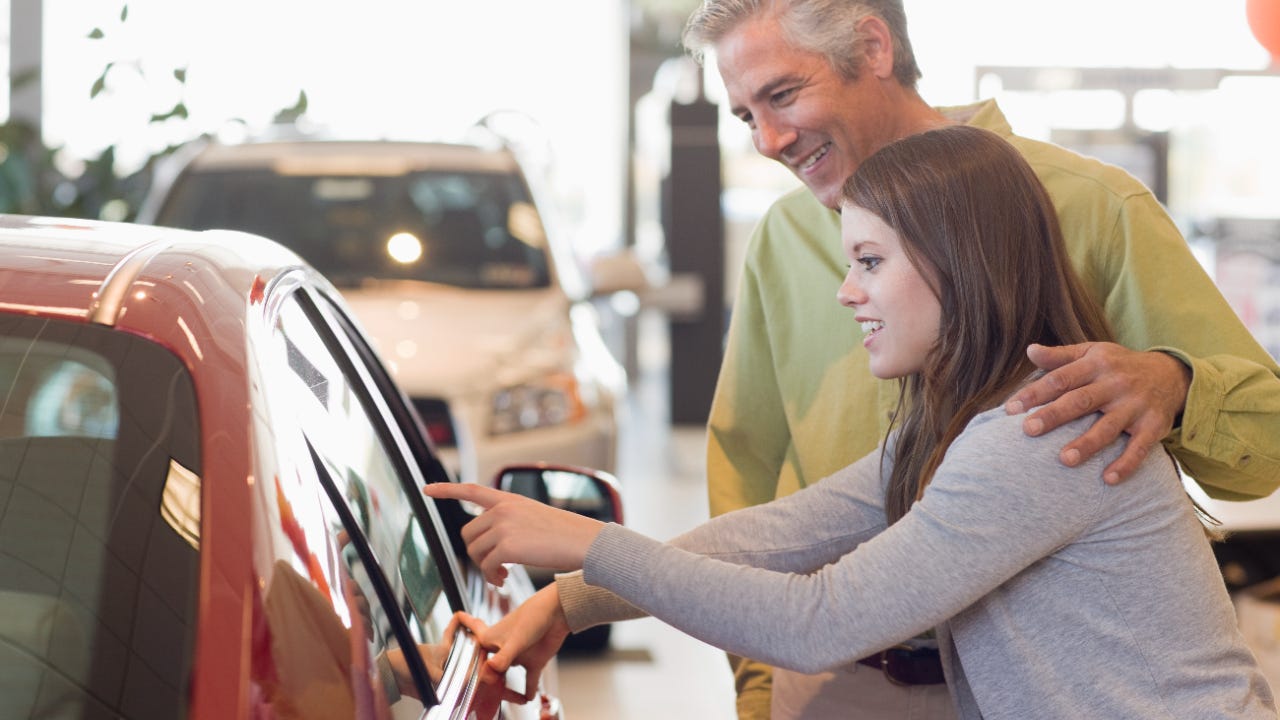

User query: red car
[0,215,571,720]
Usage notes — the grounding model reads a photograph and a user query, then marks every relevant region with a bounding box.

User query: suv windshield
[153,164,552,290]
[0,315,201,720]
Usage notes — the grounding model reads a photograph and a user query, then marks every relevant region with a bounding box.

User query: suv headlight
[489,372,587,435]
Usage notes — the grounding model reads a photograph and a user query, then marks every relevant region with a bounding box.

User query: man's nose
[753,117,796,160]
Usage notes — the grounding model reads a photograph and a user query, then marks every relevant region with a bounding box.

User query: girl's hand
[423,482,606,586]
[457,587,571,701]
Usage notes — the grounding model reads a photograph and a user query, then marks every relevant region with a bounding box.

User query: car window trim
[290,286,468,611]
[313,291,477,561]
[304,435,439,707]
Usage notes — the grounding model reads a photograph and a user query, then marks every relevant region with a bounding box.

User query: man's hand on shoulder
[1003,342,1191,484]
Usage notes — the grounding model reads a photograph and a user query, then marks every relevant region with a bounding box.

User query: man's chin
[795,173,842,210]
[813,186,842,211]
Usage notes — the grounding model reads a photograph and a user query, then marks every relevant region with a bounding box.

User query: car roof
[0,213,309,330]
[180,138,523,175]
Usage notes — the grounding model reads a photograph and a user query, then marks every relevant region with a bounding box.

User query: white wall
[37,0,630,255]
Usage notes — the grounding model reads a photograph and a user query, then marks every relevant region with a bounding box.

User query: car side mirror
[496,464,623,525]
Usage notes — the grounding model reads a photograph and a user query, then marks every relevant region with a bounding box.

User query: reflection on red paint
[250,274,267,305]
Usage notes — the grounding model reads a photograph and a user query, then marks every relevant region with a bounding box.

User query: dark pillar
[662,89,723,425]
[10,0,42,128]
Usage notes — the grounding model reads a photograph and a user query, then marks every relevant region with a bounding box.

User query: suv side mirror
[496,464,623,525]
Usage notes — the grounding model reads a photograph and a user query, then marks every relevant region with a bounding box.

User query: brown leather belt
[855,645,946,686]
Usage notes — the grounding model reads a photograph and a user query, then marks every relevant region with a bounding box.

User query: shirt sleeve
[1100,193,1280,499]
[581,415,1105,674]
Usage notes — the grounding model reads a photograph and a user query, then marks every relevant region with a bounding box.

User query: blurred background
[4,1,1279,717]
[5,0,1280,367]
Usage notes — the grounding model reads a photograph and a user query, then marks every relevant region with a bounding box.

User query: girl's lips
[863,326,880,349]
[860,323,883,349]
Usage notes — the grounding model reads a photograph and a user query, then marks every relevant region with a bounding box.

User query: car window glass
[262,296,456,679]
[258,464,443,720]
[0,316,200,720]
[155,166,551,290]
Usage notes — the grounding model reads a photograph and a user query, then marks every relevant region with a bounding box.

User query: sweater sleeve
[557,449,889,632]
[581,413,1108,674]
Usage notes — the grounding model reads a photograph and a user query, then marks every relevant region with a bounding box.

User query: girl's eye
[856,256,881,271]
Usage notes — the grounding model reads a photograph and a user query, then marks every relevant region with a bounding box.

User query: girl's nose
[837,273,865,308]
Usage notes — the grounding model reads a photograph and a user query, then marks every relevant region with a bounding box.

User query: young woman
[424,126,1275,719]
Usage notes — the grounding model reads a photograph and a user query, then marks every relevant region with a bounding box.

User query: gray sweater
[571,407,1275,719]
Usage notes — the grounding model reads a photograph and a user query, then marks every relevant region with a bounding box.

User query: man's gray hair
[682,0,922,88]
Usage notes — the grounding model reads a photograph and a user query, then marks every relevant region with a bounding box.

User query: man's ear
[858,15,896,80]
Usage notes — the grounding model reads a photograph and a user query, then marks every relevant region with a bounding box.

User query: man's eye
[772,88,796,104]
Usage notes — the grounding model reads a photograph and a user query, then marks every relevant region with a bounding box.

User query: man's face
[715,14,898,209]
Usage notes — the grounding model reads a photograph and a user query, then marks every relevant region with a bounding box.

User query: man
[685,1,1280,718]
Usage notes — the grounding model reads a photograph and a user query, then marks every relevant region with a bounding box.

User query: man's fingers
[1102,424,1160,485]
[1103,445,1145,485]
[1007,343,1099,416]
[1056,411,1128,465]
[1025,342,1089,371]
[1007,368,1092,420]
[1052,406,1160,483]
[1021,385,1101,437]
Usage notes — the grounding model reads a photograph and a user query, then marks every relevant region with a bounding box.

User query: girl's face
[837,205,941,379]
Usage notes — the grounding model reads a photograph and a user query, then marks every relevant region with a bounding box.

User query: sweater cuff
[555,569,647,632]
[582,523,662,602]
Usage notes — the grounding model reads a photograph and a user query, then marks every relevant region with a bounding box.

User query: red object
[1247,0,1280,60]
[0,218,567,720]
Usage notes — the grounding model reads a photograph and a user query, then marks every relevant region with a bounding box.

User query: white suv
[138,137,640,487]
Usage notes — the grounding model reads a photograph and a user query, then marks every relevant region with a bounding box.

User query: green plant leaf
[174,67,187,83]
[88,27,105,39]
[121,5,128,21]
[149,101,190,123]
[272,90,309,124]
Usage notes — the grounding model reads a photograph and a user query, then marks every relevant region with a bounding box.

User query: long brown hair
[842,125,1114,524]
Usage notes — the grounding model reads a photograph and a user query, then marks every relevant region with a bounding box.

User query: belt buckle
[879,644,913,687]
